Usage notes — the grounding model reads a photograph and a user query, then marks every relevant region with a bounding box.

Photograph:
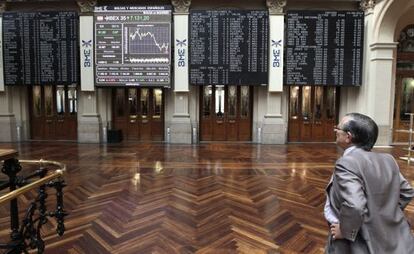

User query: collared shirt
[324,145,357,224]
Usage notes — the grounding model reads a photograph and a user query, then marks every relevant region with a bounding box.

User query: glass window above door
[215,86,225,118]
[56,86,65,115]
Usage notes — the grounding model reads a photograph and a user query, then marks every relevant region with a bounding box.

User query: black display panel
[190,10,268,85]
[285,11,364,86]
[94,6,172,87]
[3,11,79,85]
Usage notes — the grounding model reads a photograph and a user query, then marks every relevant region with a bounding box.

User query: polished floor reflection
[0,143,413,253]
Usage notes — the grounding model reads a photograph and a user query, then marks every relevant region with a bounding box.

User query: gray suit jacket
[325,147,414,254]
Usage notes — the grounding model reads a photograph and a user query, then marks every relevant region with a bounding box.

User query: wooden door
[113,88,128,140]
[200,85,252,141]
[288,86,337,142]
[55,85,78,140]
[151,88,164,141]
[113,88,164,141]
[200,86,213,141]
[127,88,140,140]
[213,85,226,141]
[43,86,56,139]
[226,86,238,141]
[29,85,78,140]
[139,88,151,141]
[30,86,44,140]
[238,86,252,141]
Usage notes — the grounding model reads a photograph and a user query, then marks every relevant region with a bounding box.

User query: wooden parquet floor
[0,143,413,254]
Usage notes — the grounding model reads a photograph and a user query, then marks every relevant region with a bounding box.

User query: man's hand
[330,223,344,240]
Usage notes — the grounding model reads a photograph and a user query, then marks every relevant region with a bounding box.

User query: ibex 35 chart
[94,6,172,87]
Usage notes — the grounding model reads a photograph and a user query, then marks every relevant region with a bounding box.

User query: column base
[261,116,286,144]
[78,114,102,143]
[376,125,391,146]
[0,114,17,142]
[169,116,192,144]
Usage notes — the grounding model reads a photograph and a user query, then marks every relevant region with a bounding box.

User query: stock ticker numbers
[3,11,79,85]
[94,6,172,87]
[189,10,269,85]
[285,11,364,86]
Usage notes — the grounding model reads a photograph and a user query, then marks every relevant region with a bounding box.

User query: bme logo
[82,40,92,68]
[176,39,186,67]
[272,39,282,68]
[82,40,92,47]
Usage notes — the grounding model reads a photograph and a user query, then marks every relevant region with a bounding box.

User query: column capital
[266,0,286,15]
[360,0,376,11]
[172,0,191,14]
[77,0,97,13]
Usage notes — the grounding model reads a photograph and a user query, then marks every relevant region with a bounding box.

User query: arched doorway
[393,25,414,143]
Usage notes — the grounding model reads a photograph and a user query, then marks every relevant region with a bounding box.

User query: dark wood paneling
[200,119,213,141]
[213,117,226,141]
[288,119,300,142]
[238,118,251,141]
[139,118,152,141]
[151,119,163,141]
[226,120,238,141]
[127,118,140,140]
[300,120,312,141]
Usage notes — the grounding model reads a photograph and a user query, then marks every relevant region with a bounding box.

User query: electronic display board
[3,11,79,85]
[285,10,364,86]
[94,6,172,87]
[190,10,269,85]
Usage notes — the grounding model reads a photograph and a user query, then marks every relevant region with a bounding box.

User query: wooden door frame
[112,87,164,142]
[288,86,339,142]
[199,85,213,141]
[199,85,253,142]
[29,85,78,140]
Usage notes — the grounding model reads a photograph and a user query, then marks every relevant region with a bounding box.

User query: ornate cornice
[77,0,97,13]
[266,0,286,15]
[360,0,376,11]
[172,0,191,14]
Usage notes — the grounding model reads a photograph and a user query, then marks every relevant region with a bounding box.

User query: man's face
[334,116,352,149]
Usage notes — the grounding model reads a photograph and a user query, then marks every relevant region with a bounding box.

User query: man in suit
[325,113,414,253]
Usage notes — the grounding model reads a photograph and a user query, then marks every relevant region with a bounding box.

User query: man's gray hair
[341,113,378,151]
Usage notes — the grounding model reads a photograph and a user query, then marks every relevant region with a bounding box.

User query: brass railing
[0,158,67,254]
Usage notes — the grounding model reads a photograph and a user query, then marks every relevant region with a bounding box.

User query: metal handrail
[0,159,66,205]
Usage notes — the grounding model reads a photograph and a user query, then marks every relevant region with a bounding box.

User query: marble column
[261,0,287,144]
[170,0,192,143]
[77,0,102,143]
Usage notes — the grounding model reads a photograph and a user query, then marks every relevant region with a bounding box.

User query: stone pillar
[367,42,396,145]
[77,0,102,143]
[260,0,286,144]
[170,0,192,143]
[358,1,393,145]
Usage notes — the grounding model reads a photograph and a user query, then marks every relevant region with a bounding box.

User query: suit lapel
[326,175,333,194]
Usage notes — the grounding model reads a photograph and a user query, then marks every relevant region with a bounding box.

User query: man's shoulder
[338,149,396,168]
